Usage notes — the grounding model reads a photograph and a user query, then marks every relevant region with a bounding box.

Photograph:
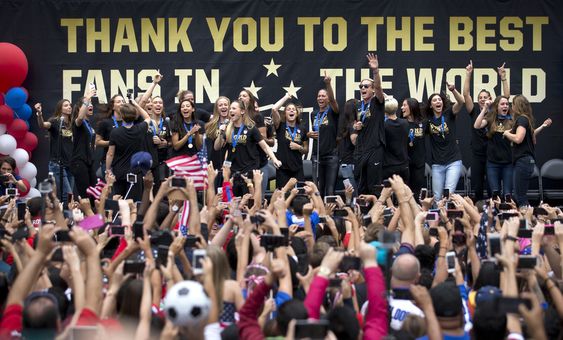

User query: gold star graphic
[244,81,262,99]
[263,58,281,77]
[283,81,301,99]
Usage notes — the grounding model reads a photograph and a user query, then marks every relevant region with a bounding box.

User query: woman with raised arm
[34,100,74,204]
[170,99,204,158]
[70,89,97,198]
[502,95,537,206]
[96,94,125,178]
[206,96,231,178]
[401,98,426,198]
[306,72,339,196]
[473,96,514,197]
[272,93,308,188]
[146,95,171,192]
[464,61,509,200]
[425,83,465,201]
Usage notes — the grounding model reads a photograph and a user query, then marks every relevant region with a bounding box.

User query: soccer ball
[384,96,398,115]
[164,280,210,326]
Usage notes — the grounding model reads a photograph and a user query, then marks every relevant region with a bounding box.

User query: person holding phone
[95,93,125,178]
[305,72,340,197]
[272,93,308,188]
[170,99,204,157]
[401,98,426,199]
[0,156,26,195]
[70,89,97,198]
[351,54,385,195]
[34,100,74,204]
[425,83,465,202]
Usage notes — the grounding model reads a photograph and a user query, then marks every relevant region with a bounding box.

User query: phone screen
[171,177,186,188]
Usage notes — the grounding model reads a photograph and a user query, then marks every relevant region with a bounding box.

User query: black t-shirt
[195,108,211,123]
[305,106,338,158]
[354,97,385,159]
[109,122,149,179]
[407,120,427,167]
[426,109,461,165]
[71,119,96,165]
[170,119,205,158]
[226,125,263,174]
[469,105,488,156]
[275,122,306,171]
[511,116,535,162]
[338,126,356,164]
[97,117,121,158]
[383,117,409,168]
[148,118,171,163]
[47,117,73,167]
[206,125,228,170]
[487,118,512,164]
[253,114,269,168]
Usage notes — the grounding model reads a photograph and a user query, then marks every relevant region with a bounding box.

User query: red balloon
[0,43,28,93]
[0,105,14,125]
[0,93,4,105]
[19,178,30,197]
[18,132,38,152]
[7,119,28,140]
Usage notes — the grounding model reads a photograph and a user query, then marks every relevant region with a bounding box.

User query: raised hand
[446,81,456,92]
[497,62,506,79]
[323,70,331,84]
[366,53,379,70]
[153,69,163,84]
[465,60,473,74]
[34,103,42,114]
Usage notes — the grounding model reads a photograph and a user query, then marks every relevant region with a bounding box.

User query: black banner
[1,0,562,179]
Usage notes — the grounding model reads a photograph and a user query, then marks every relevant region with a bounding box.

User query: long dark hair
[402,98,423,123]
[173,99,196,138]
[337,99,357,144]
[486,95,512,139]
[240,89,258,119]
[99,94,123,120]
[424,93,452,119]
[52,99,71,119]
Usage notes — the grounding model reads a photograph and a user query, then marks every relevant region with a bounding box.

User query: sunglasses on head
[359,84,372,89]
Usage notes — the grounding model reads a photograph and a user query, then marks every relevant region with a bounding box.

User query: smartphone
[544,226,555,235]
[339,256,362,272]
[517,229,532,238]
[517,255,537,269]
[328,278,342,288]
[67,193,74,203]
[294,320,329,340]
[454,220,464,233]
[126,89,134,101]
[133,221,144,240]
[488,234,502,259]
[446,251,456,274]
[16,202,26,220]
[493,297,531,314]
[192,249,206,275]
[446,202,456,210]
[78,214,105,230]
[447,210,463,219]
[533,207,548,216]
[126,173,137,184]
[250,215,265,225]
[354,198,368,206]
[382,179,391,188]
[443,188,450,199]
[373,184,384,196]
[504,193,512,202]
[51,248,64,262]
[184,235,200,248]
[426,212,438,221]
[420,188,428,200]
[260,234,287,251]
[519,219,528,229]
[319,216,327,224]
[5,188,17,197]
[429,228,439,237]
[54,230,72,242]
[392,289,413,300]
[157,245,169,267]
[247,198,255,207]
[104,199,119,211]
[333,209,348,217]
[123,260,145,274]
[343,178,352,188]
[170,177,186,188]
[11,227,29,243]
[498,203,512,211]
[109,225,125,236]
[362,215,372,226]
[296,181,307,189]
[280,227,290,241]
[492,191,500,201]
[0,174,8,183]
[324,196,339,204]
[500,212,518,220]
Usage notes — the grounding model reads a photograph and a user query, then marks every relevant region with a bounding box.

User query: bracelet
[501,78,507,81]
[505,235,518,242]
[438,255,445,258]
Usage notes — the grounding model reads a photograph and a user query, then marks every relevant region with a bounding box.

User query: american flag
[165,143,208,191]
[86,178,106,200]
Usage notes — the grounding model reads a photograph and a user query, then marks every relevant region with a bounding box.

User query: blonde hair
[225,100,255,142]
[206,245,230,317]
[205,96,230,137]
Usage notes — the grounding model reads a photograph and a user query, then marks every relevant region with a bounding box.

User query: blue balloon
[15,103,32,120]
[5,87,27,110]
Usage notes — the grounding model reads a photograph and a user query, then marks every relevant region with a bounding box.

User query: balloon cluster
[0,42,40,199]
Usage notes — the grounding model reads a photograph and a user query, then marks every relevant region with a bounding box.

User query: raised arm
[447,82,465,114]
[75,89,95,127]
[463,60,475,113]
[138,70,162,109]
[71,227,103,314]
[34,103,52,129]
[497,62,510,97]
[323,71,339,113]
[272,93,291,129]
[533,118,552,138]
[367,53,385,103]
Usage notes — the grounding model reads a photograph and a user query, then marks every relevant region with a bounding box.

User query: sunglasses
[359,84,372,89]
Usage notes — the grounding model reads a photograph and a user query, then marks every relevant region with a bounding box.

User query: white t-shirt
[361,297,425,330]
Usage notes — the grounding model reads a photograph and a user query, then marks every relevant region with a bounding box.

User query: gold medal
[409,142,414,147]
[188,143,193,148]
[232,147,236,153]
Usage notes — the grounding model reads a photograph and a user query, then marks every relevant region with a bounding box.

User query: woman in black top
[425,83,465,201]
[337,99,359,192]
[70,89,97,198]
[401,98,426,198]
[382,97,410,182]
[146,96,171,193]
[473,96,513,197]
[35,99,74,204]
[464,60,510,200]
[171,99,204,158]
[306,73,339,196]
[95,94,124,178]
[272,93,308,188]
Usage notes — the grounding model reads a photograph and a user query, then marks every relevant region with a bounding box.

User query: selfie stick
[111,182,135,224]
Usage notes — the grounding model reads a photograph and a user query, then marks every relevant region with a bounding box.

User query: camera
[126,173,137,184]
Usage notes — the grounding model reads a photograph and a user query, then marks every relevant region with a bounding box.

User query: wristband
[505,235,518,242]
[318,266,331,277]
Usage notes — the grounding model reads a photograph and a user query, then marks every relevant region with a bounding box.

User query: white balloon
[30,177,37,188]
[11,148,29,169]
[24,188,41,199]
[0,124,6,135]
[0,134,17,155]
[19,162,37,181]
